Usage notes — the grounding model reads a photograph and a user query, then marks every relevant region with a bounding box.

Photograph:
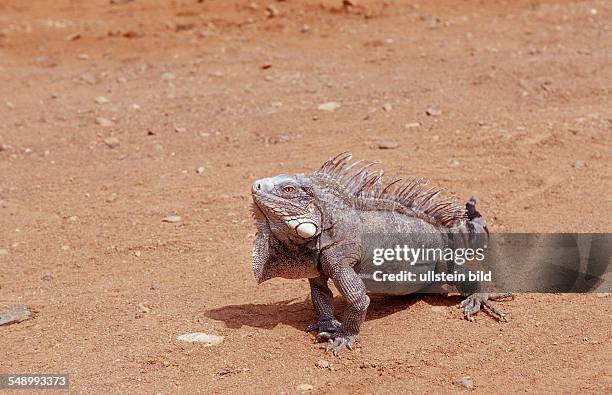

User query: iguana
[251,153,511,355]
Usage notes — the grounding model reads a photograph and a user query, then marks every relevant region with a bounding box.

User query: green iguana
[251,153,511,355]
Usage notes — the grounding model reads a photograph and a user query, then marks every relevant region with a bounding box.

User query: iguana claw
[306,318,341,334]
[325,332,357,356]
[315,331,336,342]
[460,293,513,321]
[308,319,356,355]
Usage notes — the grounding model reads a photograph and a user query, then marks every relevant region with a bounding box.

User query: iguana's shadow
[204,293,461,332]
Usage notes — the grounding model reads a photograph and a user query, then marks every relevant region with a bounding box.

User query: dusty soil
[1,0,610,393]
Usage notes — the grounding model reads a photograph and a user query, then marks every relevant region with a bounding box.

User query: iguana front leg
[315,248,370,356]
[455,198,513,321]
[307,276,342,338]
[449,256,512,321]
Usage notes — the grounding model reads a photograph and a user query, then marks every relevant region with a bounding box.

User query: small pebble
[162,215,182,223]
[65,33,81,41]
[103,137,120,148]
[377,140,399,149]
[573,160,586,169]
[426,108,442,117]
[161,72,176,81]
[382,103,392,112]
[177,333,224,345]
[315,359,330,369]
[453,377,474,390]
[95,96,109,104]
[0,307,33,326]
[296,384,314,393]
[317,102,341,112]
[82,73,96,84]
[96,117,114,127]
[266,5,279,18]
[35,56,57,68]
[196,166,205,174]
[405,122,420,128]
[175,22,195,32]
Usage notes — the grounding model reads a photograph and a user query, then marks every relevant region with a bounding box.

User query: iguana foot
[306,318,342,342]
[460,293,513,321]
[321,330,358,356]
[308,321,357,355]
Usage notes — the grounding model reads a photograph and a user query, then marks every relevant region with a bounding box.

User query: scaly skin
[251,153,510,355]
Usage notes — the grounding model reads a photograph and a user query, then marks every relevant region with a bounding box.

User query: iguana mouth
[251,189,310,218]
[253,198,317,239]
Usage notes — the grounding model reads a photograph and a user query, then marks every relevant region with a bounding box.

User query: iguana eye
[283,185,296,193]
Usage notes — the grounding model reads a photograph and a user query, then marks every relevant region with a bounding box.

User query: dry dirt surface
[1,0,611,393]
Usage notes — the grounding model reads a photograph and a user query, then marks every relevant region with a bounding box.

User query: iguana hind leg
[460,293,513,321]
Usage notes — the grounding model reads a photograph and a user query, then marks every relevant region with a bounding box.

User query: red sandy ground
[0,0,610,393]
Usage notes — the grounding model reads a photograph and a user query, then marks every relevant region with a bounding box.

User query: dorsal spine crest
[312,153,467,227]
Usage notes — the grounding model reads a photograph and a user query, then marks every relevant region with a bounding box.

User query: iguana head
[251,174,321,244]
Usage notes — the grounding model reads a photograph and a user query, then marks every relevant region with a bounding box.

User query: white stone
[317,102,341,112]
[297,384,314,393]
[177,333,224,346]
